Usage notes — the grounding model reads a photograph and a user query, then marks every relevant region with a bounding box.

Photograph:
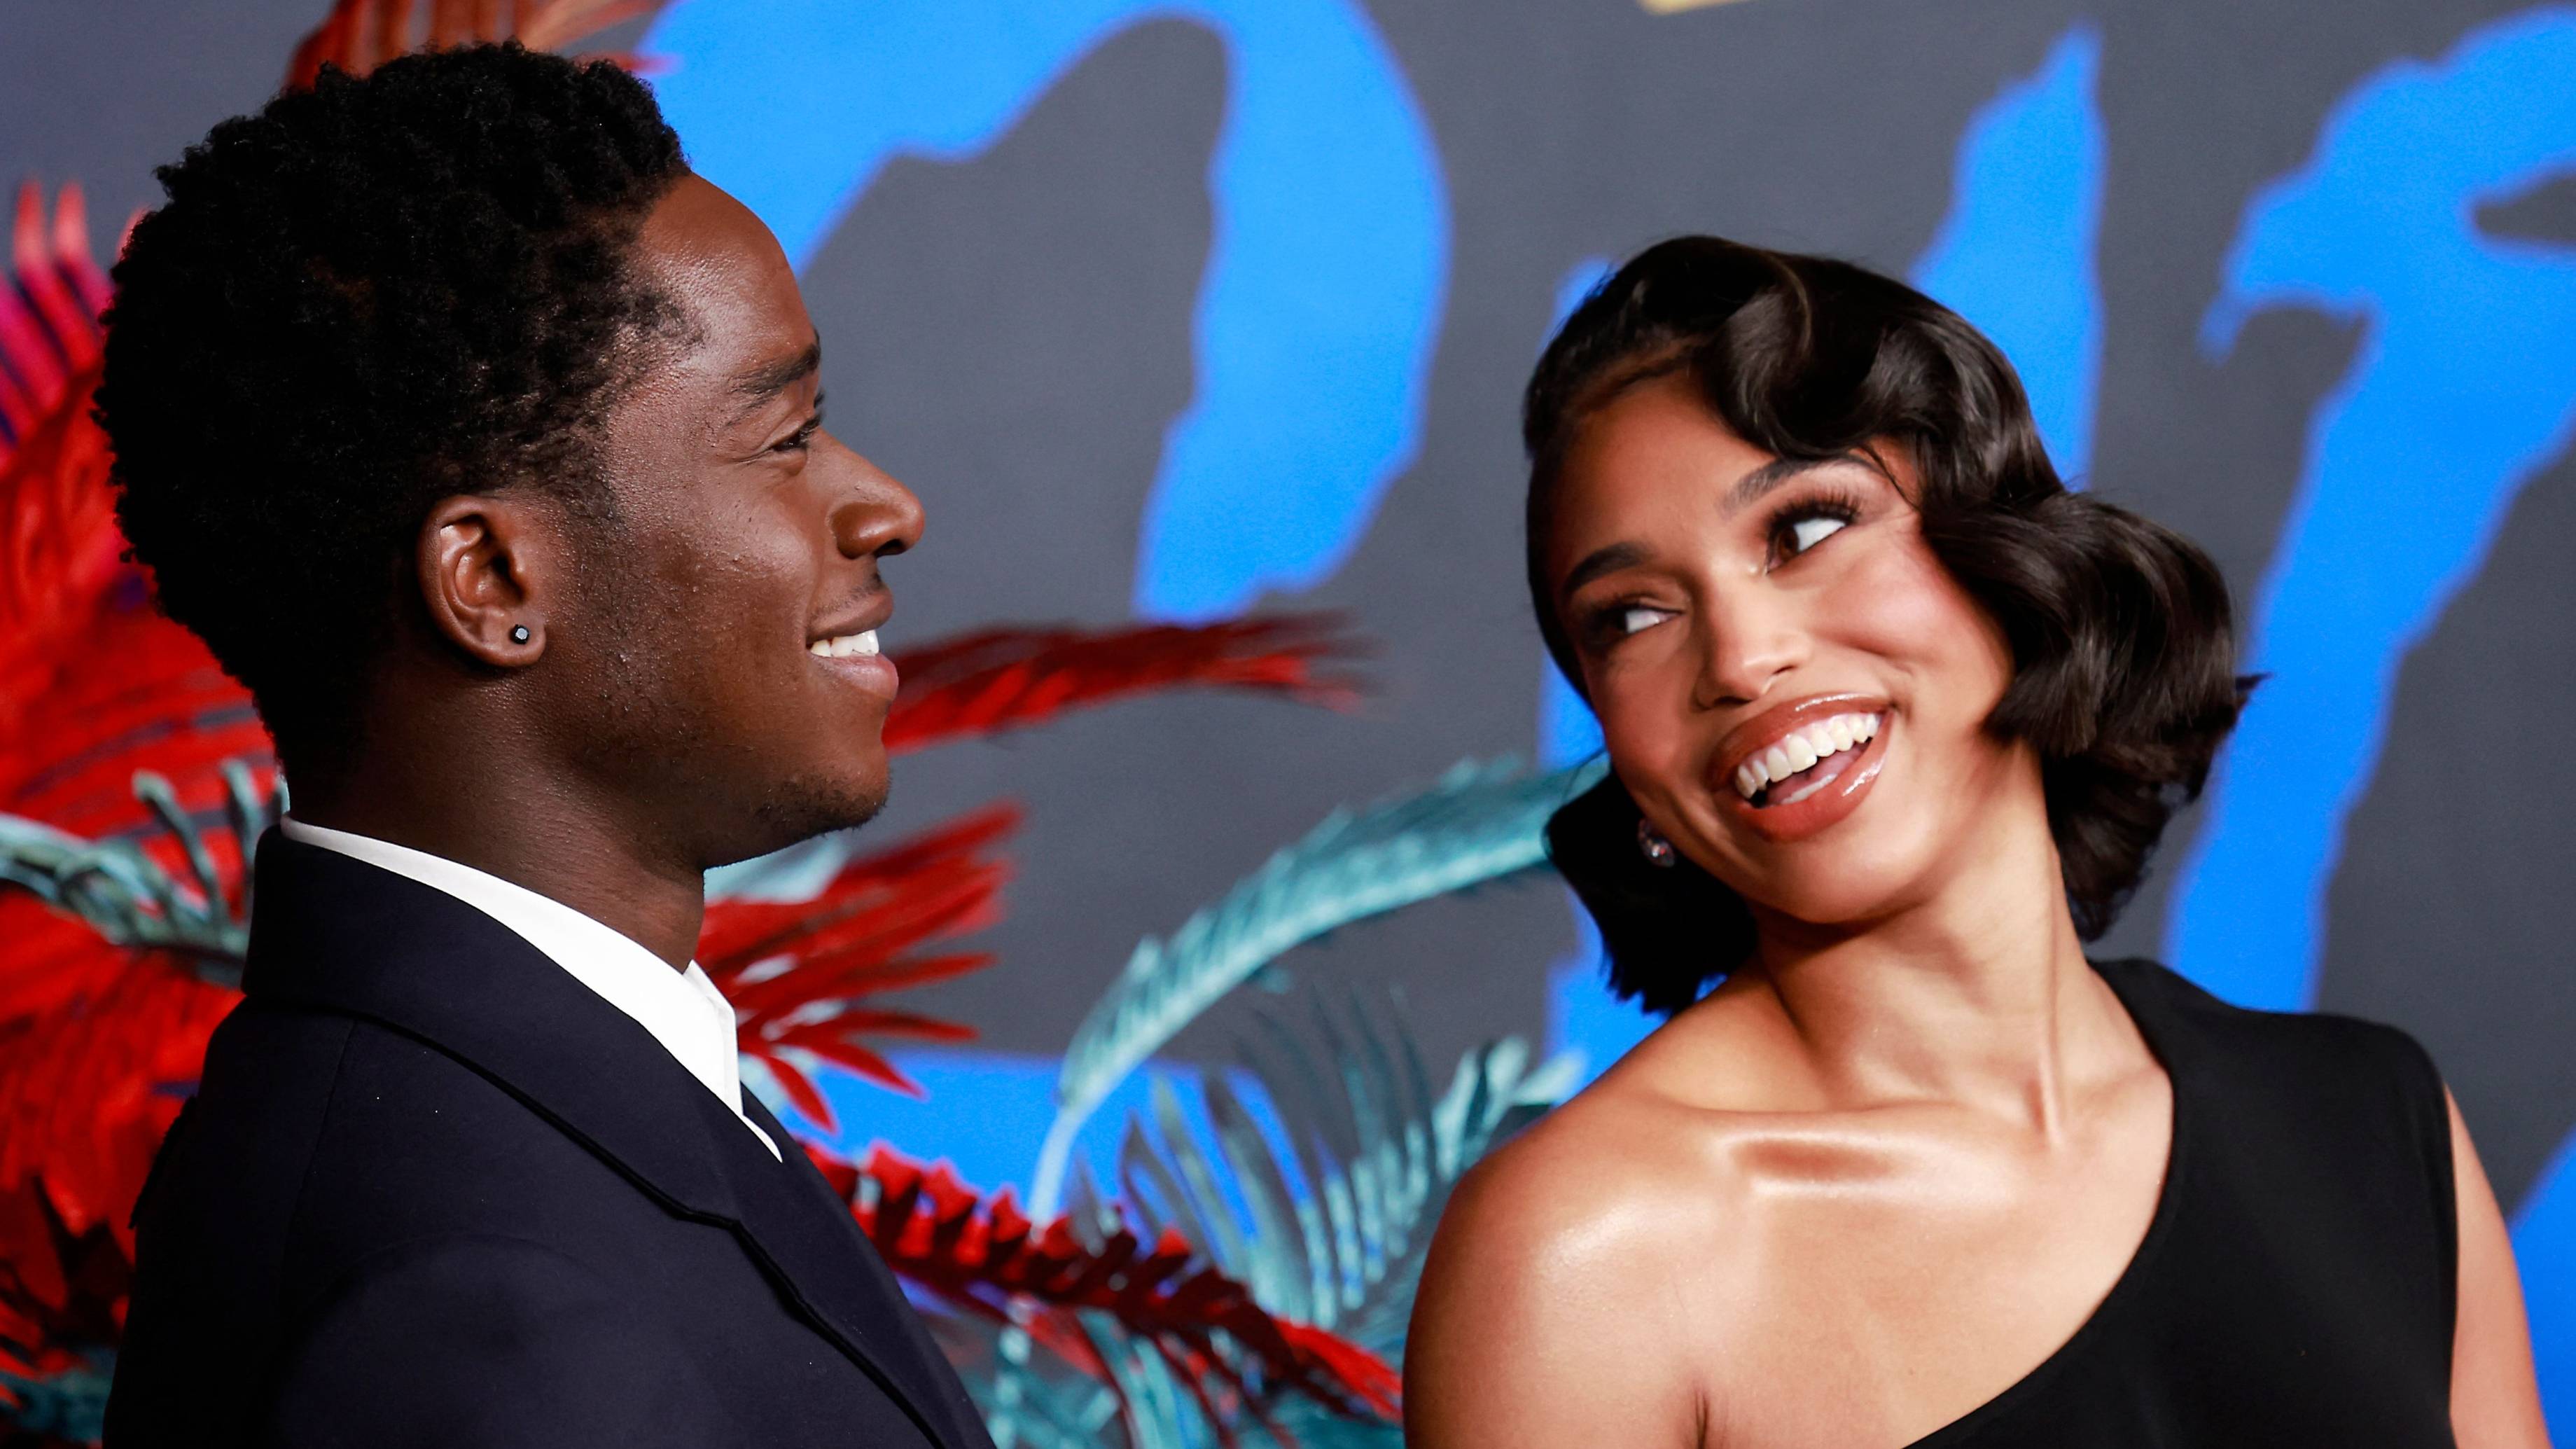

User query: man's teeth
[807,630,881,659]
[1732,712,1881,802]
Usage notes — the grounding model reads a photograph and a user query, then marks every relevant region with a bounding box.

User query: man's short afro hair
[98,42,688,779]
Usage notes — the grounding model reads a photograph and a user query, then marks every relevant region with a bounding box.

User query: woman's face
[1543,373,2034,932]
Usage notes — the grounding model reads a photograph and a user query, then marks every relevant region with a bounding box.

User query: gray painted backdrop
[6,1,2569,1221]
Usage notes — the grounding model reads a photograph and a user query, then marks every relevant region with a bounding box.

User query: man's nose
[824,438,925,562]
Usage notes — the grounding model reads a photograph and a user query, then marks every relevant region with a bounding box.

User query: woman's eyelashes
[1581,597,1677,648]
[1764,489,1861,565]
[1575,488,1869,649]
[1617,603,1674,637]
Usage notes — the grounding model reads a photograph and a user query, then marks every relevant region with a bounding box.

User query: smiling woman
[1402,237,2551,1448]
[1522,238,2243,1015]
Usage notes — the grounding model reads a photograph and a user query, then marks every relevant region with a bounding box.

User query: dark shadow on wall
[0,0,326,242]
[2318,436,2576,1212]
[798,18,1225,636]
[2477,169,2576,248]
[2089,303,2364,970]
[788,20,1258,1056]
[2078,0,2543,970]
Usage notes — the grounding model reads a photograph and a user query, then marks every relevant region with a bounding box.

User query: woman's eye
[1618,605,1669,637]
[1787,513,1846,555]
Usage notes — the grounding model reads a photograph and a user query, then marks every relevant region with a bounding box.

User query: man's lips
[808,604,898,702]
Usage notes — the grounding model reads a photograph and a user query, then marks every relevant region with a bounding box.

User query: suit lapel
[242,833,983,1448]
[244,834,742,1222]
[724,1091,991,1449]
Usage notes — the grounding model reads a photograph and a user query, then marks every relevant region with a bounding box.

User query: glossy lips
[1729,710,1878,803]
[1710,692,1891,842]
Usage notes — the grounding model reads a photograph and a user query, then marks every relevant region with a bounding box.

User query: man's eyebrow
[725,338,823,422]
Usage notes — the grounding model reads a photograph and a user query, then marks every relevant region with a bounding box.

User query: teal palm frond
[1150,1005,1569,1348]
[961,1321,1125,1449]
[0,764,272,983]
[964,996,1568,1448]
[1032,755,1605,1213]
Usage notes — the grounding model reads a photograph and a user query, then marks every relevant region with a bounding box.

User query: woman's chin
[1722,840,1948,939]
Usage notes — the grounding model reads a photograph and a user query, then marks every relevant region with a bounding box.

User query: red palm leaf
[0,182,107,452]
[0,947,235,1390]
[807,1140,1400,1438]
[284,0,665,90]
[0,178,271,847]
[882,616,1361,755]
[704,806,1017,1130]
[1,610,270,840]
[0,964,230,1249]
[0,181,125,746]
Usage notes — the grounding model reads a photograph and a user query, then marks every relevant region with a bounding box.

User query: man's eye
[1618,605,1670,637]
[1787,514,1846,554]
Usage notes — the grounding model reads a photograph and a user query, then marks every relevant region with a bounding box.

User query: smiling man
[96,45,991,1449]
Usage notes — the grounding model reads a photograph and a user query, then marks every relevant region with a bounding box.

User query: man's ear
[416,494,557,667]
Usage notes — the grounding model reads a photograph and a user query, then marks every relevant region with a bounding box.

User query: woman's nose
[1692,590,1805,709]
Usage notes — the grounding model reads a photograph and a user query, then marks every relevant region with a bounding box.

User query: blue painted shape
[1545,912,1659,1086]
[754,1046,1207,1202]
[1548,255,1615,341]
[643,0,1448,623]
[1537,658,1605,769]
[1535,256,1657,1086]
[2514,1125,2576,1436]
[1538,658,1654,1086]
[1909,25,2105,482]
[2167,8,2576,1011]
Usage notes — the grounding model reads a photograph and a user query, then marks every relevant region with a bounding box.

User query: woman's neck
[1736,800,2133,1137]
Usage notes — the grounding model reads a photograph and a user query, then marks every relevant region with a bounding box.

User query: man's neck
[288,768,707,971]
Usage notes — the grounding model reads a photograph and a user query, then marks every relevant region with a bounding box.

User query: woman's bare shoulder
[1405,1042,1767,1447]
[1447,1053,1760,1268]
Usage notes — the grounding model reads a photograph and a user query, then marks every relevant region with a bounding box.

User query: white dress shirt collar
[277,816,781,1160]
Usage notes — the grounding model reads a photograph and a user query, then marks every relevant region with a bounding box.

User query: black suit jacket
[103,832,995,1449]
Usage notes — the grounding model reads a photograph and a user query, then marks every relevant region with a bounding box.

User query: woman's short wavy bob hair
[1526,237,2250,1017]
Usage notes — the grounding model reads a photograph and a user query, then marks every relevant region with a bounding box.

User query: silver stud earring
[1636,819,1676,868]
[510,625,531,644]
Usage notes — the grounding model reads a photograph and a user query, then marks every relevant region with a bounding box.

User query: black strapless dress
[1904,958,2458,1446]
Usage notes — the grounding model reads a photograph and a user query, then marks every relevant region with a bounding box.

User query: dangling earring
[1636,819,1676,868]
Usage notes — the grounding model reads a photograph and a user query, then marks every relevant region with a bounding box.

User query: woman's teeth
[1732,712,1880,805]
[809,630,880,658]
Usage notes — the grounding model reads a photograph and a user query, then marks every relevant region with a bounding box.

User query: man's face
[541,172,923,870]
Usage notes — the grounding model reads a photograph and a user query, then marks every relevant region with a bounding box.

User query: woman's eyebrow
[1559,452,1873,599]
[1722,455,1842,514]
[1559,541,1650,601]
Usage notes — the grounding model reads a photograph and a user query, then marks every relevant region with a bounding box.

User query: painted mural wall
[6,0,2572,1427]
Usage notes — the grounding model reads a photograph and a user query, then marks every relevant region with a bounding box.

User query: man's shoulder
[146,1002,628,1275]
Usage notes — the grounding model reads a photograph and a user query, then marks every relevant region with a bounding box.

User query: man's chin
[718,771,892,868]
